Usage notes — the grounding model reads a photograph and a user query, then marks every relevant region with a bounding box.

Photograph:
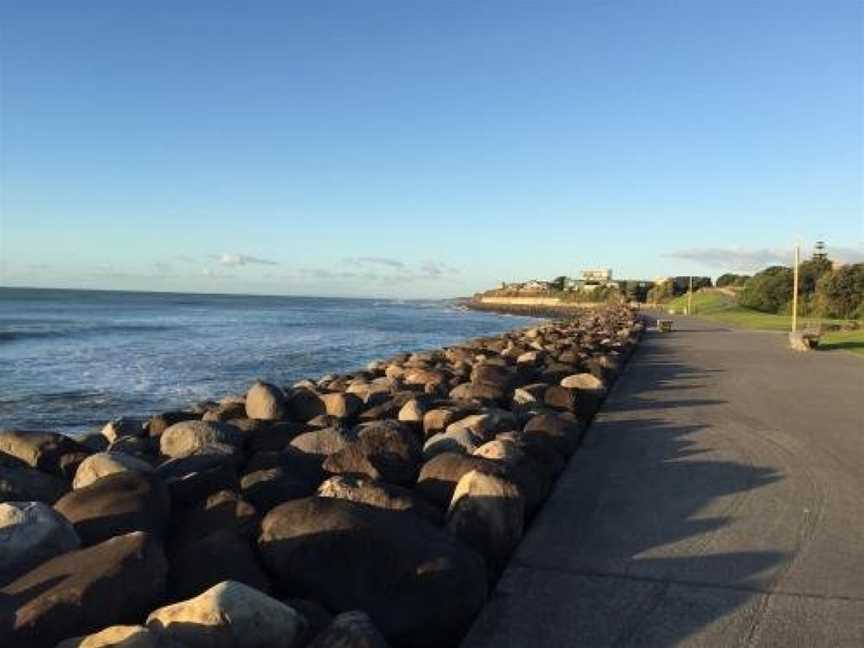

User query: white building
[582,269,612,283]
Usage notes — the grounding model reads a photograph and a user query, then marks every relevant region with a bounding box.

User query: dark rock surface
[258,497,488,647]
[54,471,171,546]
[0,531,168,648]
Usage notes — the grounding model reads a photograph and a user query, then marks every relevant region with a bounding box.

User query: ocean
[0,287,536,436]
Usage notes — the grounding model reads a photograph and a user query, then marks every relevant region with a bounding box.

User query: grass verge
[661,291,864,356]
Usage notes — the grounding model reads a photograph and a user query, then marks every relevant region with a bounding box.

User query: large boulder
[422,407,471,438]
[79,432,110,453]
[169,528,272,601]
[403,368,446,390]
[146,580,306,648]
[357,398,401,421]
[422,428,483,461]
[543,384,580,413]
[416,452,490,508]
[288,599,334,647]
[54,471,170,546]
[559,373,606,418]
[258,497,487,647]
[445,412,514,442]
[504,431,566,478]
[473,439,550,516]
[147,410,198,438]
[447,470,525,574]
[522,412,584,458]
[470,363,517,390]
[245,382,286,420]
[0,465,68,504]
[286,388,327,422]
[169,489,258,550]
[73,451,154,489]
[448,381,507,403]
[473,439,524,463]
[318,475,441,524]
[0,429,91,478]
[585,354,621,382]
[290,426,355,459]
[307,611,390,648]
[107,436,158,463]
[397,398,427,423]
[0,531,167,648]
[560,372,606,391]
[323,421,421,486]
[512,383,548,406]
[155,449,239,507]
[202,401,248,423]
[320,392,363,419]
[245,446,324,484]
[159,421,243,459]
[240,466,318,513]
[0,501,80,584]
[246,421,304,453]
[100,418,146,444]
[56,625,166,648]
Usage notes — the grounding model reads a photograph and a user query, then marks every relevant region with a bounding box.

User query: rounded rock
[73,451,154,489]
[56,625,160,648]
[0,501,80,583]
[0,531,168,647]
[159,420,243,459]
[146,580,306,648]
[258,497,486,647]
[245,381,286,421]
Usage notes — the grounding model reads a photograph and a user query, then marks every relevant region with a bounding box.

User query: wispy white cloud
[212,253,278,267]
[665,247,789,271]
[344,256,407,270]
[665,245,864,271]
[271,258,461,284]
[829,246,864,264]
[418,260,459,278]
[201,267,236,279]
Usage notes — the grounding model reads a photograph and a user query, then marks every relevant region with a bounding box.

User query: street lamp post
[792,245,800,333]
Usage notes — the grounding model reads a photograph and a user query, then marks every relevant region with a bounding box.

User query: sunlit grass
[661,291,863,355]
[818,329,864,356]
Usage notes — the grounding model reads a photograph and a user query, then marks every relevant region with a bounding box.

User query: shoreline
[4,296,539,438]
[1,305,644,647]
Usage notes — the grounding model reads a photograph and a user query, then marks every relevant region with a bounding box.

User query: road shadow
[465,330,789,647]
[819,340,864,353]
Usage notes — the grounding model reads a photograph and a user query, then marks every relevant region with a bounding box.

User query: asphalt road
[462,314,864,647]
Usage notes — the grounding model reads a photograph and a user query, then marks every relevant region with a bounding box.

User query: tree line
[738,256,863,319]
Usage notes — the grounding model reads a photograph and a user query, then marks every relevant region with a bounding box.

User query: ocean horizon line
[0,284,467,303]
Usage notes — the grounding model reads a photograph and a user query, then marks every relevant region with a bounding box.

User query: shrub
[716,273,750,288]
[738,266,793,313]
[647,281,676,304]
[815,264,864,319]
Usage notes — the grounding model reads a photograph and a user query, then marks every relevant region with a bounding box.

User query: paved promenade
[462,315,864,647]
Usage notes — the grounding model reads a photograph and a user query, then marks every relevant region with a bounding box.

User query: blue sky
[1,1,862,297]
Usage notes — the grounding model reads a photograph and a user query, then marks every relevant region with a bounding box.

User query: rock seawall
[0,305,644,647]
[466,297,605,319]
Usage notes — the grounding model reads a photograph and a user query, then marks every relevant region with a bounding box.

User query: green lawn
[661,291,864,356]
[817,329,864,355]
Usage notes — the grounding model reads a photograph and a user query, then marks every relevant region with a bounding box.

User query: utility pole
[688,276,694,315]
[792,245,800,332]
